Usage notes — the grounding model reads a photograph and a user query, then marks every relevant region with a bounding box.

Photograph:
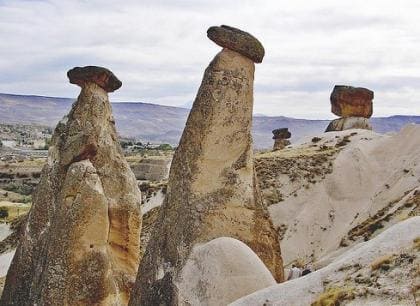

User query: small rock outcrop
[177,237,276,305]
[326,85,374,132]
[272,128,291,151]
[129,26,283,306]
[130,157,171,181]
[1,66,142,306]
[325,117,372,132]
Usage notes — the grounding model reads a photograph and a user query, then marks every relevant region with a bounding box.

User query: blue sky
[1,0,420,118]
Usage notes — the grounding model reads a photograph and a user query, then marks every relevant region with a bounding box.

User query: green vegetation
[3,182,33,196]
[156,143,173,151]
[0,204,31,222]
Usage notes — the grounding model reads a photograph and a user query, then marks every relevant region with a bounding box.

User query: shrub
[370,254,394,271]
[413,237,420,251]
[157,144,173,151]
[311,287,355,306]
[0,206,9,219]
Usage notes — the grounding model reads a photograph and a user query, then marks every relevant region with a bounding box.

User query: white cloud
[0,0,419,118]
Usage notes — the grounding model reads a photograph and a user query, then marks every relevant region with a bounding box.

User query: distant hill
[1,93,419,148]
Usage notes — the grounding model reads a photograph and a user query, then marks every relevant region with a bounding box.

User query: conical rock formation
[1,66,142,306]
[129,26,283,306]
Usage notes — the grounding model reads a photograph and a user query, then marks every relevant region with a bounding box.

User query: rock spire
[129,26,283,306]
[1,66,142,305]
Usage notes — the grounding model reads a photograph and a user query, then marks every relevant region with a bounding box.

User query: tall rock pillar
[1,66,142,306]
[129,25,283,306]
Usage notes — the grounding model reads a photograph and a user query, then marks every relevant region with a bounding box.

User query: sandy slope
[231,216,420,306]
[259,124,420,266]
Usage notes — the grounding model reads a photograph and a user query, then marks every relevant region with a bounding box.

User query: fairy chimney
[272,128,291,150]
[1,66,142,306]
[129,25,283,306]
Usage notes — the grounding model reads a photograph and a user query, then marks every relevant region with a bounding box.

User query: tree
[157,144,173,151]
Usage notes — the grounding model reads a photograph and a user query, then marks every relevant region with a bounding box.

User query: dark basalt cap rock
[67,66,122,92]
[330,85,374,118]
[272,128,291,139]
[207,25,265,63]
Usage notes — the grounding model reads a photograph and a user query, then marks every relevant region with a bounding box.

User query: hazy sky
[1,0,420,118]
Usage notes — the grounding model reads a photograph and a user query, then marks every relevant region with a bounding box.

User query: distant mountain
[1,93,419,148]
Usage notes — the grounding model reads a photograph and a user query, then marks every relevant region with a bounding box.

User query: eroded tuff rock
[272,128,291,151]
[207,25,265,63]
[1,66,142,306]
[325,117,372,132]
[130,26,283,306]
[177,237,276,305]
[331,85,373,118]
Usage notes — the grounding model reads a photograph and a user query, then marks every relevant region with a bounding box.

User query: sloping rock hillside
[231,216,420,306]
[255,124,420,266]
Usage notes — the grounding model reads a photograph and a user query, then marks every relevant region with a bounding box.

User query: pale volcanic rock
[330,85,374,118]
[273,139,291,151]
[177,237,276,306]
[260,124,420,267]
[231,217,420,306]
[325,117,372,132]
[129,27,283,305]
[207,25,265,63]
[131,157,171,181]
[1,66,142,305]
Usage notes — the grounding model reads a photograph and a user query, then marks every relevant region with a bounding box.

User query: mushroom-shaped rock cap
[67,66,122,92]
[207,25,265,63]
[330,85,373,118]
[272,128,291,139]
